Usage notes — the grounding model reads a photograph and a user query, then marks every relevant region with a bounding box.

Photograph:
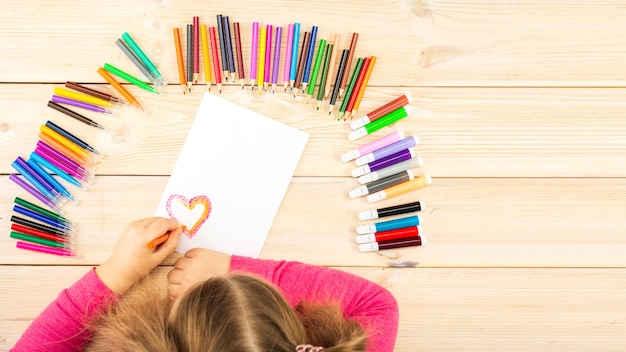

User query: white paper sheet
[155,93,309,257]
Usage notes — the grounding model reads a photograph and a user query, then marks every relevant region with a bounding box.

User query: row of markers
[174,15,375,120]
[341,93,430,252]
[7,39,146,256]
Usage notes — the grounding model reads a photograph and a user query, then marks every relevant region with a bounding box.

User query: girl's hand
[167,248,231,300]
[96,217,183,294]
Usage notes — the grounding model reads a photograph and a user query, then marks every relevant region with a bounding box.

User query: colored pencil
[223,16,236,82]
[338,57,363,121]
[301,26,318,93]
[47,101,105,130]
[193,16,200,84]
[200,24,212,91]
[293,31,310,97]
[186,24,193,92]
[340,33,359,97]
[216,15,229,81]
[351,56,377,118]
[283,24,294,92]
[306,39,327,101]
[250,21,259,89]
[316,43,333,110]
[173,28,187,94]
[271,26,282,94]
[233,22,245,88]
[97,67,144,111]
[324,33,340,99]
[289,22,301,89]
[344,57,370,120]
[257,26,266,91]
[328,49,350,115]
[208,26,222,93]
[264,25,273,91]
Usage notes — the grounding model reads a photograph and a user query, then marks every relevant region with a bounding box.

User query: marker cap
[358,209,379,221]
[348,186,369,198]
[356,224,376,235]
[351,164,371,178]
[341,149,361,162]
[356,233,377,244]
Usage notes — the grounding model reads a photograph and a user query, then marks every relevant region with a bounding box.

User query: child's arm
[230,255,399,352]
[12,217,182,352]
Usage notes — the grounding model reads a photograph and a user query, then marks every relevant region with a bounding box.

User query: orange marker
[173,27,187,94]
[147,233,170,249]
[38,132,92,166]
[97,67,144,111]
[366,175,432,203]
[350,55,377,119]
[39,125,91,160]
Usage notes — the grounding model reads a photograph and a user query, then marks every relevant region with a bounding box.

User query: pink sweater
[12,256,399,351]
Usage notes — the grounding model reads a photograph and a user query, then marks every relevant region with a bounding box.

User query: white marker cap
[354,153,376,166]
[358,171,380,185]
[348,127,368,141]
[358,242,380,252]
[341,149,361,162]
[356,224,376,235]
[356,233,377,244]
[348,186,369,198]
[366,190,387,203]
[350,116,371,130]
[358,209,379,221]
[351,164,372,178]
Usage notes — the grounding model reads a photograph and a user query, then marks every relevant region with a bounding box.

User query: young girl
[12,217,399,351]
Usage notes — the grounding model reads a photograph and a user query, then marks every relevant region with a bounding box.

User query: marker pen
[26,158,74,201]
[341,130,404,162]
[355,135,419,166]
[358,236,423,252]
[358,156,423,184]
[351,93,413,130]
[13,205,74,232]
[356,225,422,244]
[352,149,416,178]
[30,151,85,188]
[366,175,432,203]
[349,170,414,198]
[11,158,60,203]
[348,106,410,141]
[356,215,422,235]
[358,201,424,220]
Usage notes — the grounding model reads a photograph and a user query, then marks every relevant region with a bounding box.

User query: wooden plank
[2,1,626,86]
[2,176,626,267]
[3,85,626,178]
[1,266,625,351]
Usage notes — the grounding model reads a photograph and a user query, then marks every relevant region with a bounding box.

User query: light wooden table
[2,1,626,350]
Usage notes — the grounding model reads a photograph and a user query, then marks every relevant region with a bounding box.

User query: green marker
[306,39,327,100]
[103,63,160,95]
[14,197,71,223]
[348,106,411,141]
[121,32,167,85]
[10,231,72,249]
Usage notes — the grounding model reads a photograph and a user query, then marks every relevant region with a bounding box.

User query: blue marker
[356,215,422,235]
[13,205,73,231]
[289,22,301,87]
[26,158,74,201]
[30,151,84,189]
[11,157,60,203]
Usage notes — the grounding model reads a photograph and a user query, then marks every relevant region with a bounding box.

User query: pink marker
[16,241,82,258]
[340,130,405,162]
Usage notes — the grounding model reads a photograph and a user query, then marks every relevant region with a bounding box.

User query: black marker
[358,201,424,221]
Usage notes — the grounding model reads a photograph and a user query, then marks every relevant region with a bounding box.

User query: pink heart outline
[165,194,212,239]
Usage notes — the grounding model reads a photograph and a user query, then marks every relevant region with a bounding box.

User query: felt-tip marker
[366,175,432,203]
[358,201,424,220]
[348,106,410,141]
[356,215,422,235]
[358,236,423,252]
[355,136,419,166]
[341,130,405,162]
[356,225,422,244]
[349,170,414,198]
[358,157,424,184]
[351,149,416,178]
[351,93,413,130]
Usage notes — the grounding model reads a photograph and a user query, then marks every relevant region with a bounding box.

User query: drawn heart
[165,194,212,239]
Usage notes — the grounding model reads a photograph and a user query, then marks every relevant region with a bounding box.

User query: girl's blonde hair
[86,274,367,352]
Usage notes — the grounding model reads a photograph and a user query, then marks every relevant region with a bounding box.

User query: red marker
[356,225,421,244]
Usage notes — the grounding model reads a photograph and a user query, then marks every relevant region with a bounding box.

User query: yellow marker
[200,24,212,92]
[257,27,266,91]
[53,87,112,107]
[39,125,91,159]
[366,175,432,203]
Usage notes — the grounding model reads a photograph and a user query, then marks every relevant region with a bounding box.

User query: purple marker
[36,140,91,175]
[355,135,419,166]
[13,157,60,199]
[341,130,405,162]
[351,148,416,178]
[9,174,60,211]
[34,146,87,180]
[271,26,282,93]
[51,95,112,114]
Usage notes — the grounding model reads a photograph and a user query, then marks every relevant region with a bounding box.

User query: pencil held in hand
[147,233,170,249]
